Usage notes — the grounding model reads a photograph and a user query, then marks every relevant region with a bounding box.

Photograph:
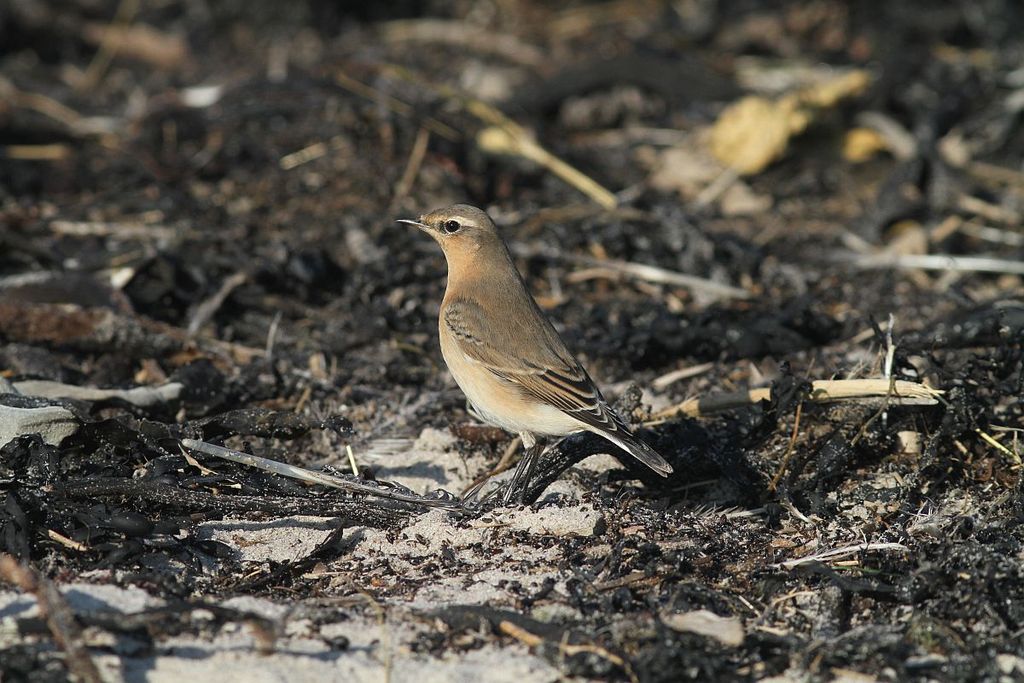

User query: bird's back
[441,240,578,372]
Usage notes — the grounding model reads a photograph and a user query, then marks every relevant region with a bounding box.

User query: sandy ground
[1,428,663,682]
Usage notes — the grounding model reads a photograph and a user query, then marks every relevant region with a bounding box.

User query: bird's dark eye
[442,219,461,234]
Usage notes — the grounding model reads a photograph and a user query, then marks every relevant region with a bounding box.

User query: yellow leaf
[843,127,887,163]
[710,69,871,174]
[709,96,792,175]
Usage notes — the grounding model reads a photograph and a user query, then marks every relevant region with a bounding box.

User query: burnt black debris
[2,0,1024,680]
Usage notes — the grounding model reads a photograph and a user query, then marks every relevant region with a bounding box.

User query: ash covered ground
[1,1,1023,681]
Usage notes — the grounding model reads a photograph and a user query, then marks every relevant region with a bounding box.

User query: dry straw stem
[975,428,1023,466]
[375,65,618,207]
[2,144,72,161]
[470,99,619,209]
[649,378,943,422]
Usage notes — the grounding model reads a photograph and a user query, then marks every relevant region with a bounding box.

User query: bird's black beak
[397,218,430,232]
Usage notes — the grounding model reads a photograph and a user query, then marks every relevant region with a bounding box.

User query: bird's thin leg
[503,432,544,504]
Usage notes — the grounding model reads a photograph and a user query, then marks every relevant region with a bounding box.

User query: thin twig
[265,311,282,361]
[499,620,543,647]
[14,379,183,406]
[560,644,636,683]
[692,168,739,208]
[0,76,111,137]
[82,21,187,71]
[517,246,750,301]
[187,271,248,337]
[350,583,392,683]
[966,160,1024,187]
[389,126,430,211]
[0,555,104,683]
[50,220,179,240]
[850,374,900,447]
[649,378,943,422]
[46,530,89,552]
[778,542,910,569]
[960,221,1024,247]
[564,263,749,300]
[769,401,804,492]
[280,142,327,170]
[377,66,620,207]
[346,444,359,476]
[180,439,463,509]
[651,362,715,390]
[834,252,1024,275]
[882,314,896,428]
[77,0,140,92]
[461,436,521,496]
[957,193,1021,226]
[333,71,459,140]
[497,620,638,683]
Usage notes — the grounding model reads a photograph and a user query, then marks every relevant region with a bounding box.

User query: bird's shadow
[518,419,763,506]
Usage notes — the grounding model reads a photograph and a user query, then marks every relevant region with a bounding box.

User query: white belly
[440,334,581,437]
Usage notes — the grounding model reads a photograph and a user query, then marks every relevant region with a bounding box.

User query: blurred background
[2,0,1021,386]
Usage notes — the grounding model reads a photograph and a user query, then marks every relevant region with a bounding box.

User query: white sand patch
[196,515,341,563]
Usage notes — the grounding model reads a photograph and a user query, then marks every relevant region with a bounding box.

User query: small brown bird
[400,204,673,502]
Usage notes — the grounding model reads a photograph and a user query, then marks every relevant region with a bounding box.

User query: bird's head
[399,204,502,256]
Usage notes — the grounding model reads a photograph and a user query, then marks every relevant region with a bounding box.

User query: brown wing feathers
[444,299,673,476]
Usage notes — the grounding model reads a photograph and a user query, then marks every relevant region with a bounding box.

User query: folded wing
[444,298,673,476]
